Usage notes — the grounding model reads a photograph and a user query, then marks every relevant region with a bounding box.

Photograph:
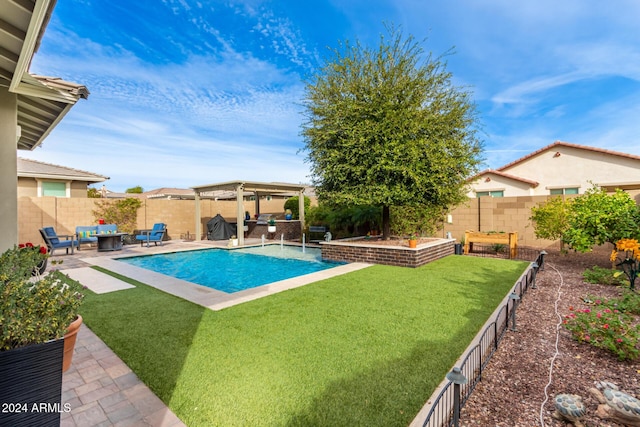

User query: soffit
[0,0,89,151]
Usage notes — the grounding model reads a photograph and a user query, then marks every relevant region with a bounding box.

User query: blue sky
[20,0,640,192]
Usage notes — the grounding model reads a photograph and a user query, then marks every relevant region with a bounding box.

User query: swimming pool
[116,245,343,293]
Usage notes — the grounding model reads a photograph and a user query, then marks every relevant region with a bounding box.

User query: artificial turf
[82,255,528,426]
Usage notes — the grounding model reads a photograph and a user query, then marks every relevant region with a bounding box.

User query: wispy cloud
[21,0,640,191]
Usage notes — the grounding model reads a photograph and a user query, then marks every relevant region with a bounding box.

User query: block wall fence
[17,197,290,245]
[18,191,640,249]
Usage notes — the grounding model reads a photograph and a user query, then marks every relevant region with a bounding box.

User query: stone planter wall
[245,220,301,241]
[321,238,456,268]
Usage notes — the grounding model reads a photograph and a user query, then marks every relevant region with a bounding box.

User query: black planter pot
[0,338,64,427]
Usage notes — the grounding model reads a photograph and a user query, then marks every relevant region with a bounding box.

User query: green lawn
[81,255,529,426]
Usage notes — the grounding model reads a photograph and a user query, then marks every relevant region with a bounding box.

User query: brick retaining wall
[321,238,456,268]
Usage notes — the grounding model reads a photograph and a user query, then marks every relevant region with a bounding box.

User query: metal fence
[420,251,545,427]
[465,243,541,263]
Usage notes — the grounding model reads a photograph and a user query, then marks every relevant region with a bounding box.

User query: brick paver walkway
[61,325,185,427]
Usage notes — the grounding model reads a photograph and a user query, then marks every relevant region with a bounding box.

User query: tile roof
[17,158,108,183]
[469,169,539,187]
[497,141,640,171]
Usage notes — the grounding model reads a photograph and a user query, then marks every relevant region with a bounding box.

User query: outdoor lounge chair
[135,223,167,247]
[39,227,79,255]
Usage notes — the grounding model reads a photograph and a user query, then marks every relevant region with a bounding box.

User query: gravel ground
[459,248,640,427]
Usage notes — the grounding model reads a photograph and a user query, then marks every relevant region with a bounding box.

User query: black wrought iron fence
[465,243,540,262]
[420,251,545,427]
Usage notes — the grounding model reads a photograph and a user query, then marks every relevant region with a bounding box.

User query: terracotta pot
[62,315,82,372]
[409,240,417,248]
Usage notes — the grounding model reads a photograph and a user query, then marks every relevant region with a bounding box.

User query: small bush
[605,291,640,316]
[583,266,627,286]
[563,300,640,361]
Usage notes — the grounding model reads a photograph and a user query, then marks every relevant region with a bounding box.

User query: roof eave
[10,0,53,92]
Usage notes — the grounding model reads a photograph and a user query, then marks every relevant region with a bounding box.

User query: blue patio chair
[39,227,79,255]
[136,223,167,247]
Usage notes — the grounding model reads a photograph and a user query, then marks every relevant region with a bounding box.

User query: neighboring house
[17,158,108,198]
[467,141,640,197]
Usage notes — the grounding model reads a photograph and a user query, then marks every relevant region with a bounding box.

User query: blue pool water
[117,245,343,293]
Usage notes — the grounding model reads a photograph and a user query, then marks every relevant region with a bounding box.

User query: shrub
[605,291,640,316]
[563,301,640,361]
[93,197,142,234]
[0,246,85,351]
[583,266,628,286]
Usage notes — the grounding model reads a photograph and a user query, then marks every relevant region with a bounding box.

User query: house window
[476,190,504,198]
[550,187,579,195]
[41,181,68,197]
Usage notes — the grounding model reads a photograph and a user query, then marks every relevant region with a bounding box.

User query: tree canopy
[125,186,144,194]
[301,25,483,238]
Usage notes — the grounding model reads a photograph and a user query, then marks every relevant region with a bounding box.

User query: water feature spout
[302,233,306,253]
[324,231,332,242]
[281,233,284,249]
[261,234,265,247]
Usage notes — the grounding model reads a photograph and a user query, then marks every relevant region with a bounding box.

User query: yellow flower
[616,238,640,252]
[611,250,619,263]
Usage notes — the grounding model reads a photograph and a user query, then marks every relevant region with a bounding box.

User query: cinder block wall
[440,195,559,249]
[19,192,640,249]
[18,197,294,245]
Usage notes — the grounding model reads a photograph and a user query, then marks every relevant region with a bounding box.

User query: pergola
[191,180,307,246]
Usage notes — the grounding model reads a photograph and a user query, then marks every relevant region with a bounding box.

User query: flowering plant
[408,233,418,241]
[18,242,48,254]
[610,238,640,290]
[0,245,85,351]
[0,243,47,282]
[563,298,640,361]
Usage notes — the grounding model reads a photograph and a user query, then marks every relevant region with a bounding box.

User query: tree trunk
[382,205,391,240]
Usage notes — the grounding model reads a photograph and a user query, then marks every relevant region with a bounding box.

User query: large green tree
[301,25,483,239]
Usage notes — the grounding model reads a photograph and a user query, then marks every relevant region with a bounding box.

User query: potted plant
[408,233,418,248]
[0,245,85,425]
[268,218,277,233]
[229,235,239,247]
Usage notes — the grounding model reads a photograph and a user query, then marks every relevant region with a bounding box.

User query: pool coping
[78,244,372,311]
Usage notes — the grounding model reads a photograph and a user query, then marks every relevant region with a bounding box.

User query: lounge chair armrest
[59,234,74,240]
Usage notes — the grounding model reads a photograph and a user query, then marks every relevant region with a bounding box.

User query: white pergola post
[236,183,244,246]
[194,191,201,241]
[298,190,305,233]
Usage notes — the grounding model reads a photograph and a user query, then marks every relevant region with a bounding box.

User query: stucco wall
[468,145,640,197]
[17,177,91,198]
